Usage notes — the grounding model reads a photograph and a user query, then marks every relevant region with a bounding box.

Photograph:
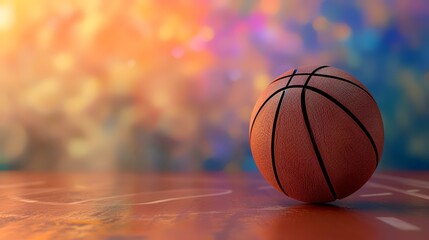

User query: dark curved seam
[270,69,296,195]
[251,70,372,139]
[271,91,288,195]
[249,84,379,167]
[249,70,297,139]
[249,84,379,168]
[301,66,338,200]
[271,73,373,101]
[286,69,297,88]
[304,85,379,166]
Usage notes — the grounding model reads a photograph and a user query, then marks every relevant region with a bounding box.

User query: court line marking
[359,192,392,197]
[0,214,28,218]
[15,188,61,196]
[259,206,288,211]
[138,205,291,220]
[76,188,232,205]
[0,181,45,189]
[376,217,420,231]
[368,182,429,200]
[9,188,232,205]
[6,188,62,203]
[130,189,232,205]
[406,189,420,193]
[373,174,429,189]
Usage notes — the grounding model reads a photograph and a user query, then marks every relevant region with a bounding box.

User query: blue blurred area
[211,0,429,171]
[0,0,428,171]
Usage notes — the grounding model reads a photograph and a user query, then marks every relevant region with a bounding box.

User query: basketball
[249,66,384,203]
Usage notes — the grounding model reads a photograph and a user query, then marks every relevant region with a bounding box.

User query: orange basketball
[249,66,384,203]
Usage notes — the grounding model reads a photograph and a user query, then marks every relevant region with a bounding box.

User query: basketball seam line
[250,71,375,138]
[249,70,296,139]
[271,72,374,101]
[271,91,287,195]
[270,69,296,196]
[306,86,380,166]
[301,66,338,200]
[250,85,379,167]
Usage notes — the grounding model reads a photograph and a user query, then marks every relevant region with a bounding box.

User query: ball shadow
[262,204,379,240]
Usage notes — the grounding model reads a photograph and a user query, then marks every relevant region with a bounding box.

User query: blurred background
[0,0,428,171]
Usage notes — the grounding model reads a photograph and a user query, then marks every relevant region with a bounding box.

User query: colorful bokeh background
[0,0,428,171]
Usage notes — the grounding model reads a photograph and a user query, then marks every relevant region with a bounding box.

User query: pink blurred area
[0,0,267,171]
[0,0,428,171]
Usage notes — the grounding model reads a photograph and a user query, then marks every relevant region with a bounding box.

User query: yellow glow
[359,1,390,27]
[0,3,14,31]
[254,73,270,92]
[64,77,100,115]
[199,26,214,41]
[75,13,104,45]
[0,123,27,160]
[36,25,54,49]
[333,23,351,41]
[259,0,280,15]
[239,106,251,122]
[151,90,170,109]
[52,53,74,72]
[158,15,182,41]
[312,16,329,31]
[67,138,91,158]
[22,79,61,114]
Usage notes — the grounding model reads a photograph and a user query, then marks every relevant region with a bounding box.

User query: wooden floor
[0,171,427,239]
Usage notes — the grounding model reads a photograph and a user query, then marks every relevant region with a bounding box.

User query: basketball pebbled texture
[249,66,384,203]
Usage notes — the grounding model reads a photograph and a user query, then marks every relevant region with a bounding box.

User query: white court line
[374,174,429,189]
[138,205,290,220]
[130,189,232,205]
[406,189,420,193]
[0,181,44,189]
[8,189,60,203]
[368,182,429,200]
[259,206,288,211]
[258,186,274,190]
[10,188,232,206]
[16,188,61,196]
[360,192,392,198]
[74,188,232,205]
[376,217,420,231]
[0,214,27,218]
